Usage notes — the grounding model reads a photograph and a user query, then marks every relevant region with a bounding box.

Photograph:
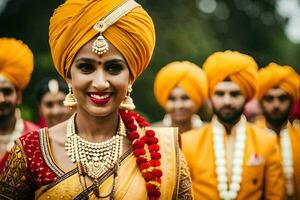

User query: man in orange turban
[256,62,300,199]
[0,38,39,172]
[182,50,284,199]
[0,1,193,199]
[152,61,208,133]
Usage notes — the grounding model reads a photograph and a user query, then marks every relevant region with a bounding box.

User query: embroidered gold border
[39,128,65,177]
[172,128,181,200]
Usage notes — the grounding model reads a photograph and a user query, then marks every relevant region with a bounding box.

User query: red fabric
[289,99,300,118]
[0,120,40,172]
[23,120,40,133]
[37,116,47,128]
[20,131,57,186]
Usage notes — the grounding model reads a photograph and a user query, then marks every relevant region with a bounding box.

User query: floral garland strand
[280,129,294,196]
[119,109,162,200]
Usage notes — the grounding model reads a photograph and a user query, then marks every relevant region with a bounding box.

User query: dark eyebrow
[74,58,126,65]
[230,90,241,94]
[214,90,224,93]
[74,57,97,64]
[105,59,126,65]
[0,86,14,90]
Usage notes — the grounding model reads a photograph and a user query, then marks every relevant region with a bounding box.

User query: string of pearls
[213,122,246,200]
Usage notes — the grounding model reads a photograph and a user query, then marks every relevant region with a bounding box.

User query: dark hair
[36,77,68,103]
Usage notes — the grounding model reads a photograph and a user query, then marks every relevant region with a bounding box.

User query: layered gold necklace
[65,114,126,180]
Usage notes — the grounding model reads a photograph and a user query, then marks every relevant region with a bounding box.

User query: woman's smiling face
[67,38,131,117]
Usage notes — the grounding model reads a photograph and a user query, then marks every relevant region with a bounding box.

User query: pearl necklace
[213,121,246,200]
[65,114,125,180]
[280,129,294,196]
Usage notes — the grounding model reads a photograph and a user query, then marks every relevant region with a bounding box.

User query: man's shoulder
[180,124,212,148]
[246,122,278,146]
[181,123,211,143]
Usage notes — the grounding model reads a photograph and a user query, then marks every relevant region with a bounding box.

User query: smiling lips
[88,92,111,105]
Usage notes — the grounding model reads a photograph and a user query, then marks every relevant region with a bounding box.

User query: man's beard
[0,102,16,124]
[214,106,244,124]
[264,108,290,127]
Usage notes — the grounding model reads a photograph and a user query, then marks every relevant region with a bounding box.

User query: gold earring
[63,84,77,109]
[105,81,110,88]
[120,85,135,111]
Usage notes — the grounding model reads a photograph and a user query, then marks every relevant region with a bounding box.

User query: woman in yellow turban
[0,0,192,199]
[152,61,208,133]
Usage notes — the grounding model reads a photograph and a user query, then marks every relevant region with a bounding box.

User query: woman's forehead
[75,38,125,62]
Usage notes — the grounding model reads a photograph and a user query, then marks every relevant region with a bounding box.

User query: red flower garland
[119,109,162,200]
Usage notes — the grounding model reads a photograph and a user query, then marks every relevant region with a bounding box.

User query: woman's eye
[77,63,94,73]
[106,64,123,74]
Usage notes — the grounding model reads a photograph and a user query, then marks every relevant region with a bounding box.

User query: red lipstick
[88,92,111,105]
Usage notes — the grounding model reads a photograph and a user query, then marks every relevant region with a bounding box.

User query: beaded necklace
[65,113,125,197]
[65,110,163,199]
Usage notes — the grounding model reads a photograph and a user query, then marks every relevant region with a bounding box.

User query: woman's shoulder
[47,120,68,145]
[19,129,40,146]
[20,119,68,149]
[151,127,179,152]
[152,126,178,139]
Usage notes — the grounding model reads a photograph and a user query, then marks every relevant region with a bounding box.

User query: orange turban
[203,50,258,100]
[257,62,300,103]
[0,38,34,89]
[49,0,155,81]
[154,61,208,109]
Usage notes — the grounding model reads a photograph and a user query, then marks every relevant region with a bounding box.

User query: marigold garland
[119,109,162,200]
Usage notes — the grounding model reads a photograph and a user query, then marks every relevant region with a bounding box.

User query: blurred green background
[1,0,299,123]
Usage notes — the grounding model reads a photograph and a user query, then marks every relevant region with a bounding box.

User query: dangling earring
[63,84,77,109]
[120,85,135,111]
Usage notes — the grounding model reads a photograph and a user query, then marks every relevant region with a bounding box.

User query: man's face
[211,81,246,124]
[0,80,20,120]
[165,86,197,124]
[261,87,292,125]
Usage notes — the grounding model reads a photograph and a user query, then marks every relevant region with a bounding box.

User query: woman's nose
[92,70,110,90]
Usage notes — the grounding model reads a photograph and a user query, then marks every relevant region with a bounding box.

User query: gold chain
[65,114,125,179]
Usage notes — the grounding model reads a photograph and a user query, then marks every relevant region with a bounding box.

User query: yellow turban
[49,0,155,81]
[154,61,208,109]
[203,50,258,100]
[0,38,34,89]
[257,62,300,103]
